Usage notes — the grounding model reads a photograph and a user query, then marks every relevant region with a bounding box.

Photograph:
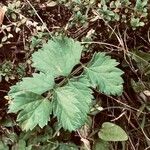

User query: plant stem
[55,63,85,88]
[25,0,53,38]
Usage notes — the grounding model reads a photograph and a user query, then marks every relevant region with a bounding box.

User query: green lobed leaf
[53,78,93,131]
[8,92,52,131]
[32,36,83,77]
[98,122,128,141]
[68,77,93,108]
[9,72,54,98]
[85,53,124,95]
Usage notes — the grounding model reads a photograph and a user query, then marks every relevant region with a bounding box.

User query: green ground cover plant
[8,36,123,131]
[0,0,150,149]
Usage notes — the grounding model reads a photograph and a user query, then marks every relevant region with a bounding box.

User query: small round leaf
[98,122,128,141]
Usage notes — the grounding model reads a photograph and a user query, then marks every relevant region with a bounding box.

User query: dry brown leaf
[0,6,7,25]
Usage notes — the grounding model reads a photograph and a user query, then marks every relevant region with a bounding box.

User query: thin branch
[25,0,53,38]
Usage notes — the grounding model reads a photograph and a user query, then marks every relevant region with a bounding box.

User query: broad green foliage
[85,53,123,95]
[8,36,124,132]
[32,36,83,77]
[9,92,52,131]
[53,78,92,131]
[9,73,54,97]
[98,122,128,141]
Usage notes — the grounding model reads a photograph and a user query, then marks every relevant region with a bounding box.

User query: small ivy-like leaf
[85,53,124,95]
[32,36,83,77]
[8,92,52,131]
[98,122,128,141]
[9,72,54,97]
[53,78,92,131]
